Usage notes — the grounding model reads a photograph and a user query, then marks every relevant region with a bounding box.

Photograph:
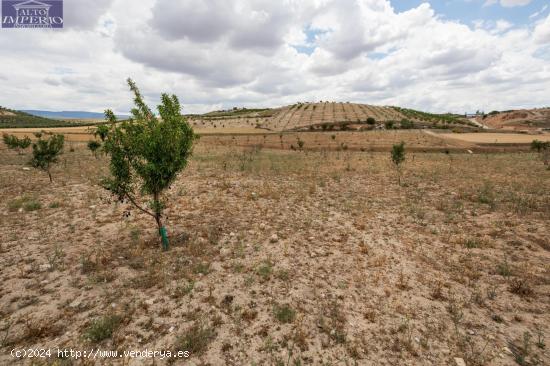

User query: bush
[29,132,64,182]
[391,142,406,185]
[366,117,376,125]
[87,140,101,157]
[530,140,549,153]
[175,322,215,355]
[2,133,31,154]
[101,78,196,250]
[84,315,121,343]
[273,304,296,323]
[531,140,550,169]
[400,119,414,129]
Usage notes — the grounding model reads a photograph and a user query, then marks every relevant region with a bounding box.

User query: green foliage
[366,117,376,125]
[7,195,41,212]
[29,132,64,182]
[101,78,195,248]
[391,142,406,166]
[297,138,304,150]
[393,106,471,126]
[400,119,414,129]
[2,133,31,153]
[530,140,550,169]
[531,139,549,153]
[175,322,216,355]
[391,142,406,185]
[84,315,121,343]
[87,140,101,156]
[94,124,110,142]
[273,303,296,323]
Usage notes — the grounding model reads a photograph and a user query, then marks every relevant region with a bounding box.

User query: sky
[0,0,549,114]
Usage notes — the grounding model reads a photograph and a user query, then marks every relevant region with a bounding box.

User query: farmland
[188,102,474,132]
[1,136,549,365]
[1,102,549,366]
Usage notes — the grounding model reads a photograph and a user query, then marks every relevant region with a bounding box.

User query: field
[439,133,550,144]
[188,103,473,132]
[1,137,549,365]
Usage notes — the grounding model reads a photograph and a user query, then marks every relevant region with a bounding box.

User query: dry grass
[0,139,548,365]
[439,133,550,144]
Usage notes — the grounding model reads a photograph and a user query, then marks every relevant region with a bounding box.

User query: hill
[0,107,108,128]
[21,110,129,120]
[188,102,475,132]
[478,108,550,131]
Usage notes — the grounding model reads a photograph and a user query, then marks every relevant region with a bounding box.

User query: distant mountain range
[21,110,129,120]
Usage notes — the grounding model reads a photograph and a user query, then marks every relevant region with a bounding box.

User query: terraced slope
[188,102,474,132]
[261,102,404,131]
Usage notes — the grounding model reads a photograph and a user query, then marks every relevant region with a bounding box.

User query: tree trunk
[153,192,170,250]
[47,170,52,183]
[153,192,162,231]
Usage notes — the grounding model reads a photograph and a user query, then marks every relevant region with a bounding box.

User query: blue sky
[391,0,549,27]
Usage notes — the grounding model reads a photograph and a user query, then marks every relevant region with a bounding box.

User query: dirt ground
[0,140,549,365]
[438,133,550,144]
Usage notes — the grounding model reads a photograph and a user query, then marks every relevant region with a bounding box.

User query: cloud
[533,13,550,44]
[0,0,549,114]
[64,0,114,29]
[484,0,532,7]
[499,0,532,7]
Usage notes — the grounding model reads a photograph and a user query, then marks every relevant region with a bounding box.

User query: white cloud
[499,0,532,7]
[0,0,549,114]
[484,0,532,7]
[533,13,550,44]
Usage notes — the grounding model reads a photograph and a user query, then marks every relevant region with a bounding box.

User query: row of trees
[3,80,547,251]
[3,132,64,182]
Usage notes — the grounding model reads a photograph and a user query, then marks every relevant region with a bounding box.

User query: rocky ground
[0,141,549,365]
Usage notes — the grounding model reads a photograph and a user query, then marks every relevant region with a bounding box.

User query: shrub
[29,132,64,182]
[391,142,406,185]
[175,322,215,355]
[94,124,110,142]
[23,200,42,212]
[101,78,196,250]
[87,140,101,157]
[531,140,550,169]
[400,119,414,129]
[7,196,40,212]
[84,315,121,343]
[366,117,376,125]
[530,140,549,153]
[273,304,296,323]
[2,133,31,154]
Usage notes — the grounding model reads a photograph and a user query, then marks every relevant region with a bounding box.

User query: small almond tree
[297,138,304,151]
[101,78,195,250]
[2,133,31,154]
[30,132,65,182]
[531,139,550,169]
[87,140,101,158]
[391,141,406,185]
